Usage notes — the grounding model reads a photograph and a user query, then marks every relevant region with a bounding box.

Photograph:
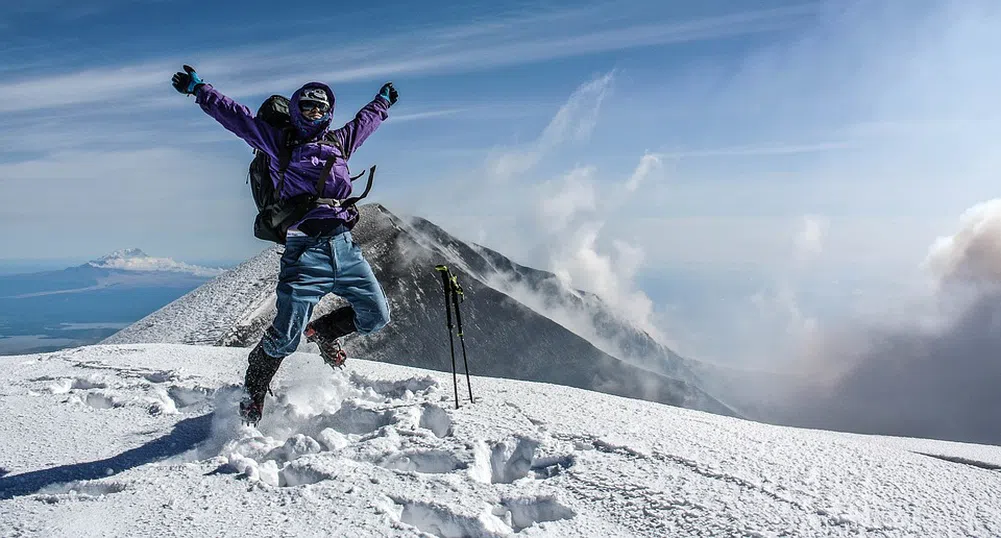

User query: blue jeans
[261,231,390,358]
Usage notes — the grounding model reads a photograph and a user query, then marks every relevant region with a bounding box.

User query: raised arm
[332,82,398,158]
[195,85,282,157]
[172,65,281,157]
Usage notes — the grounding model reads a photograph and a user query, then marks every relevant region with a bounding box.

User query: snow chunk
[419,404,453,438]
[494,496,576,532]
[264,434,322,464]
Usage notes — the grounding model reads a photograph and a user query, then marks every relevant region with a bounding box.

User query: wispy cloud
[528,153,668,343]
[0,5,813,114]
[493,80,666,339]
[401,70,669,344]
[388,107,477,123]
[0,65,166,113]
[487,72,614,181]
[0,3,813,181]
[538,166,598,231]
[479,153,674,361]
[657,141,855,159]
[624,153,662,192]
[301,5,813,86]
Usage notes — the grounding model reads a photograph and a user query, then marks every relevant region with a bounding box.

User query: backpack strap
[313,154,337,199]
[322,131,350,161]
[276,130,372,212]
[309,132,361,200]
[342,165,376,207]
[314,165,376,208]
[275,127,296,194]
[276,128,337,196]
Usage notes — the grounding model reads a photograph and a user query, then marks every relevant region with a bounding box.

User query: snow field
[1,344,1001,537]
[201,369,581,536]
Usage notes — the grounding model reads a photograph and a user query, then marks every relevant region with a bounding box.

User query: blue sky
[3,0,1000,368]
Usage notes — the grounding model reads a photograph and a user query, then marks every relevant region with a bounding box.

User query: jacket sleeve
[331,97,390,158]
[194,84,281,158]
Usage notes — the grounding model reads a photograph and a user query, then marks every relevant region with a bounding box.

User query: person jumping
[171,65,397,425]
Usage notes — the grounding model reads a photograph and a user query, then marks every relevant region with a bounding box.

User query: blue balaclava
[289,82,335,138]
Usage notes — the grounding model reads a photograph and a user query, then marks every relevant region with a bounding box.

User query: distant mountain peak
[96,248,148,262]
[87,249,224,277]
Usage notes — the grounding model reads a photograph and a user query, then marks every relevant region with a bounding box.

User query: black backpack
[248,95,375,244]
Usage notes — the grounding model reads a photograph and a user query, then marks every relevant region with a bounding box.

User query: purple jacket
[195,81,389,230]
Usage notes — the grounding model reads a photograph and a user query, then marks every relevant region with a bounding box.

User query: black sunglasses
[299,100,330,113]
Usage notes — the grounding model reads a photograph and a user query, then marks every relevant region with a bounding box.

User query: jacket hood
[289,82,336,139]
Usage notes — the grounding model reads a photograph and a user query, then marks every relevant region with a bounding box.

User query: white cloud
[548,226,660,339]
[388,107,476,122]
[624,153,662,192]
[487,72,614,181]
[485,150,543,183]
[795,215,828,261]
[749,284,819,353]
[287,5,811,90]
[0,5,810,115]
[540,73,613,146]
[924,198,1001,286]
[399,0,1001,396]
[0,65,167,113]
[428,70,668,344]
[538,167,597,231]
[529,154,665,341]
[657,142,855,159]
[750,197,1001,444]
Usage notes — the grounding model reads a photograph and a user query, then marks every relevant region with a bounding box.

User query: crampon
[304,325,348,369]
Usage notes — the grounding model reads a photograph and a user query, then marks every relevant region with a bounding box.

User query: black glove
[378,82,399,106]
[172,65,205,95]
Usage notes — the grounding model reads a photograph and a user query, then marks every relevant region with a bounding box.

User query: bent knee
[355,303,391,335]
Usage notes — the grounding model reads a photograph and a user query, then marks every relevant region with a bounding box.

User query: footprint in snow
[493,495,577,533]
[379,449,468,474]
[141,370,180,384]
[39,375,109,394]
[165,386,214,410]
[389,495,575,537]
[470,436,574,484]
[65,383,213,416]
[349,372,438,401]
[35,480,128,504]
[209,370,577,536]
[81,392,119,410]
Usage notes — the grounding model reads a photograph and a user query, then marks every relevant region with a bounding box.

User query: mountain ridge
[104,204,734,417]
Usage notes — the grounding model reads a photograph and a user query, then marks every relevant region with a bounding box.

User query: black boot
[239,341,284,425]
[304,306,356,369]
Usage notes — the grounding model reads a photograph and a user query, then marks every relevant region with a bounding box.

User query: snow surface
[2,344,1000,537]
[87,249,224,278]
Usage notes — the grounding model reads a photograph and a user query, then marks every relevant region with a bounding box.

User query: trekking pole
[435,265,460,409]
[447,271,474,404]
